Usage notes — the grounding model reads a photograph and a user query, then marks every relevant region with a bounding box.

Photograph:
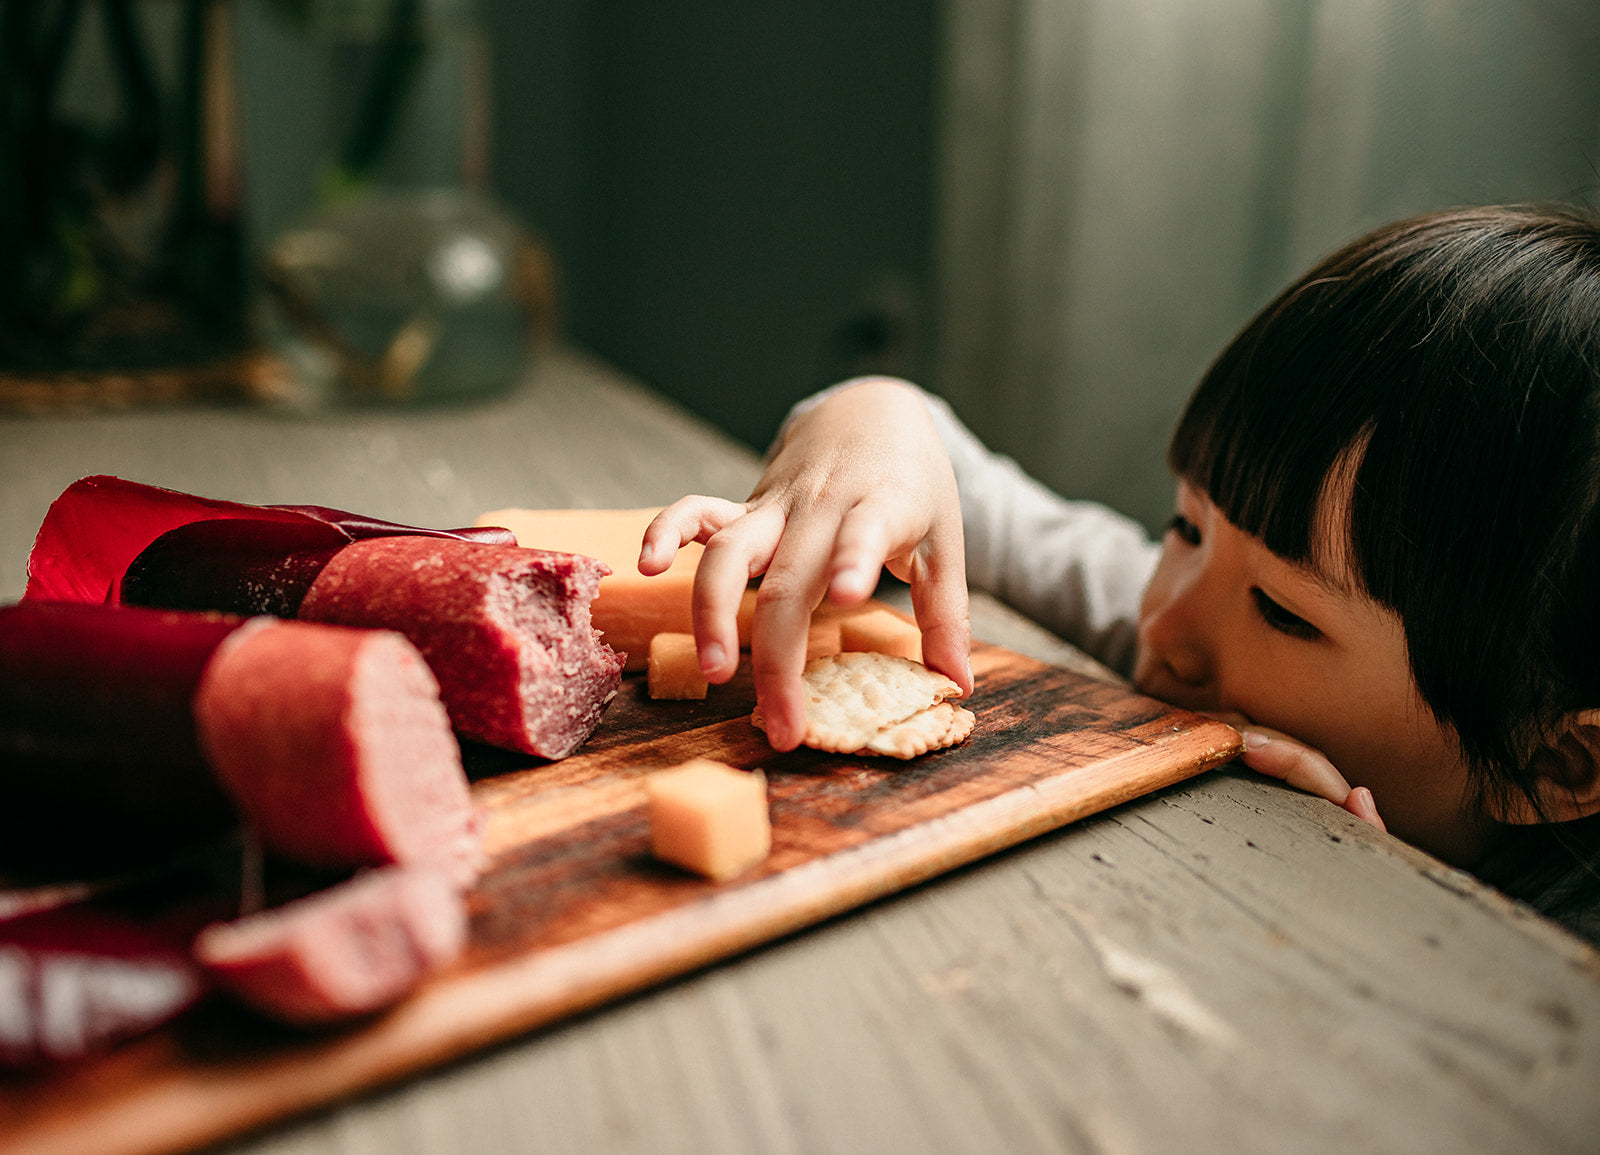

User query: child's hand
[639,379,973,750]
[1234,723,1387,831]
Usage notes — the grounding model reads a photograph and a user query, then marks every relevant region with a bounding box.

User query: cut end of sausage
[195,620,481,883]
[299,538,624,760]
[484,560,626,759]
[193,864,466,1026]
[346,630,486,885]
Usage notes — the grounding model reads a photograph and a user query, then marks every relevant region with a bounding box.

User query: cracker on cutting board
[751,651,976,759]
[863,699,977,758]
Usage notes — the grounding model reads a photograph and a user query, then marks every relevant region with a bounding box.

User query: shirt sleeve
[774,378,1161,676]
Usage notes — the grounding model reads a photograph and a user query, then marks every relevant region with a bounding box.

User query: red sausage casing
[0,602,241,863]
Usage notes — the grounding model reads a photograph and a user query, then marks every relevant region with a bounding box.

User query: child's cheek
[1136,539,1182,626]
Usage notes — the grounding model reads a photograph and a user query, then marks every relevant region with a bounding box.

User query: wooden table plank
[3,347,1598,1155]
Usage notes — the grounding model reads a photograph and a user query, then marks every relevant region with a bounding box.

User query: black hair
[1167,205,1600,934]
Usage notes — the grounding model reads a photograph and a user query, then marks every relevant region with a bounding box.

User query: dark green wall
[485,2,940,452]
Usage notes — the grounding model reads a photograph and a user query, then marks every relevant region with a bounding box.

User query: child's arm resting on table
[639,378,973,752]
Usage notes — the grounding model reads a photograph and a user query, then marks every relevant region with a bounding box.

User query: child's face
[1133,479,1493,866]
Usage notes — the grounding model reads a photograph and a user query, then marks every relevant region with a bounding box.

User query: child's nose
[1141,583,1215,690]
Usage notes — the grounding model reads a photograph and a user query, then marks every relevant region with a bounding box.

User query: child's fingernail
[701,642,726,671]
[1243,730,1270,751]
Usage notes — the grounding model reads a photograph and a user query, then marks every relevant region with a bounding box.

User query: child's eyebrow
[1298,554,1362,599]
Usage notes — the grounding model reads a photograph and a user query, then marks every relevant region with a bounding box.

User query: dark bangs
[1168,206,1600,794]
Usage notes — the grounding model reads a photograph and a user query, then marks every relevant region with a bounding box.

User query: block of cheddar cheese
[476,507,759,669]
[839,607,922,662]
[648,632,708,700]
[646,759,770,882]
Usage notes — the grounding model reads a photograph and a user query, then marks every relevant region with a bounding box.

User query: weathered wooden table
[2,347,1597,1155]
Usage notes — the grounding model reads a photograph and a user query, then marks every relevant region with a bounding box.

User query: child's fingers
[639,496,750,576]
[747,514,844,752]
[1240,727,1389,834]
[904,531,972,698]
[911,585,972,697]
[1343,786,1387,832]
[827,501,896,606]
[1238,726,1353,807]
[828,492,942,604]
[690,504,786,683]
[829,497,972,694]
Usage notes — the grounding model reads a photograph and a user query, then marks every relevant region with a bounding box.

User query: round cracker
[863,701,977,759]
[752,652,971,758]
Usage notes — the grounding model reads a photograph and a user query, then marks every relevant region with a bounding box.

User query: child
[640,205,1600,943]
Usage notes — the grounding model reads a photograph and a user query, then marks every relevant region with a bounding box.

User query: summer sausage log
[123,517,350,617]
[0,603,480,881]
[193,864,467,1025]
[1,857,466,1059]
[27,476,623,759]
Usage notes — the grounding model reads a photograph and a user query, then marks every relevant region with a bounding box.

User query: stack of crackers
[753,651,976,759]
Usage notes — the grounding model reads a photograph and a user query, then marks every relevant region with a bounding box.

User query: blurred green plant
[0,0,429,373]
[259,0,429,203]
[0,0,241,370]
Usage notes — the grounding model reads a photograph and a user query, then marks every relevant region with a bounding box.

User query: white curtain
[935,0,1600,530]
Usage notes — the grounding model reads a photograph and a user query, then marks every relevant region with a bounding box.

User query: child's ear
[1497,709,1600,824]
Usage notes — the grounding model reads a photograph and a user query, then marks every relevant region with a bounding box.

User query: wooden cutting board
[0,638,1241,1155]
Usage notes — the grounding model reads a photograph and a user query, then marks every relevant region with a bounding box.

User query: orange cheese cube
[648,632,708,699]
[646,759,770,882]
[476,507,696,670]
[736,587,758,647]
[807,618,842,659]
[839,607,922,661]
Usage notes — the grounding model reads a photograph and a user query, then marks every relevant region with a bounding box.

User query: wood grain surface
[0,634,1240,1155]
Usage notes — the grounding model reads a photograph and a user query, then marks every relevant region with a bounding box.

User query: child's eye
[1166,514,1201,546]
[1252,588,1322,640]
